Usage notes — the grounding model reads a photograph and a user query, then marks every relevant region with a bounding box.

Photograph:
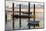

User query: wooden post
[28,2,30,29]
[33,4,35,28]
[19,4,21,28]
[12,3,14,29]
[5,10,7,24]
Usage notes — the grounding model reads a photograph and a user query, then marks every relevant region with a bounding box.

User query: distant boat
[12,15,32,18]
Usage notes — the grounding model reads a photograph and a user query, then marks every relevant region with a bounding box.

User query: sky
[6,0,44,2]
[6,1,44,9]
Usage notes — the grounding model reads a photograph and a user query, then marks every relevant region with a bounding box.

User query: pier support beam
[12,3,14,30]
[19,4,21,28]
[28,2,30,29]
[5,10,7,24]
[33,4,35,28]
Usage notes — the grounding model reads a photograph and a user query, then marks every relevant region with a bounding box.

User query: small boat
[27,21,39,27]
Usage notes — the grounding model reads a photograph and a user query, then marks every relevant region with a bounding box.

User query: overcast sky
[6,0,44,2]
[6,1,44,9]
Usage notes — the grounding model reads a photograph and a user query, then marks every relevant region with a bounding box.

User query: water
[5,9,44,30]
